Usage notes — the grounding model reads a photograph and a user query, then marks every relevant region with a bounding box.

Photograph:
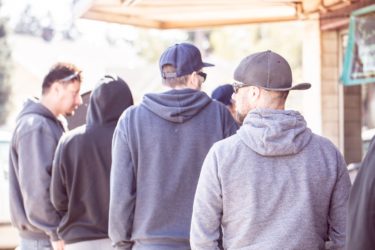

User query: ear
[253,86,261,98]
[188,72,195,81]
[50,81,62,96]
[188,72,200,89]
[248,86,260,100]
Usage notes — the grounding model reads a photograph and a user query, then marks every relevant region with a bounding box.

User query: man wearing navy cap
[211,84,239,124]
[191,50,351,249]
[109,43,238,249]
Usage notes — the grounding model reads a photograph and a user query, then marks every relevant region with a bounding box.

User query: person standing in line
[109,43,239,250]
[346,136,375,250]
[50,75,134,250]
[190,50,351,250]
[211,83,240,124]
[9,62,82,250]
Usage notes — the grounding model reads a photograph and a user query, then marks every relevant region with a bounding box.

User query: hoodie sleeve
[17,127,61,241]
[190,146,222,250]
[109,119,135,250]
[328,150,351,249]
[50,138,68,214]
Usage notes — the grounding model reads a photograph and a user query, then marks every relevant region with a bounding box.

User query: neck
[173,85,189,90]
[171,82,200,90]
[257,90,286,110]
[40,95,59,117]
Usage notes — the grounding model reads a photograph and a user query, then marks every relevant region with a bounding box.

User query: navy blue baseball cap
[211,84,234,106]
[159,43,214,78]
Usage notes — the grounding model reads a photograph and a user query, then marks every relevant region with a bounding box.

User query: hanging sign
[341,4,375,85]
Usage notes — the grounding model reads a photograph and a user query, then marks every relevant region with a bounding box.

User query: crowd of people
[7,42,374,250]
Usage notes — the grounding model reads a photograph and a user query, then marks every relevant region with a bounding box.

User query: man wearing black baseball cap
[109,43,238,249]
[191,50,351,249]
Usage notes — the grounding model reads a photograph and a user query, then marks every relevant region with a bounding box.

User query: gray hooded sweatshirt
[9,98,65,241]
[109,88,238,250]
[191,109,351,250]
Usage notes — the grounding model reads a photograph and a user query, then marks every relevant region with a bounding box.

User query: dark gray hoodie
[191,109,351,250]
[50,76,134,244]
[109,88,238,250]
[9,98,65,241]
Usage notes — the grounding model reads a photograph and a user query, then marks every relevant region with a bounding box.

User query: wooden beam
[136,0,301,7]
[319,0,373,30]
[83,7,298,30]
[82,8,162,28]
[159,16,298,29]
[320,18,349,30]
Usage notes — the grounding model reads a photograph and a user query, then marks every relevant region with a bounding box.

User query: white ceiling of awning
[79,0,353,29]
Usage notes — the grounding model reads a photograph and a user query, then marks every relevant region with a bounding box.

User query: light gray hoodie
[191,109,351,250]
[109,88,238,250]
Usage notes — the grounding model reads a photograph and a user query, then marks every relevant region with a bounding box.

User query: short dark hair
[42,62,82,94]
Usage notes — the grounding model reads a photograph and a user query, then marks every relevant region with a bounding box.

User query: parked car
[0,130,11,223]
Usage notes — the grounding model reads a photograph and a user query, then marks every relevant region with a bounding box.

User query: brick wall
[321,30,362,164]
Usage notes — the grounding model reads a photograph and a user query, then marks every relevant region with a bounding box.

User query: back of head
[42,62,82,94]
[87,74,134,125]
[159,43,214,87]
[211,84,234,106]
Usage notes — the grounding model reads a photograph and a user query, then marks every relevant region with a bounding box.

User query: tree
[0,0,12,125]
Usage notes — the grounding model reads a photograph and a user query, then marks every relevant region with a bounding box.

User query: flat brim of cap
[202,62,215,67]
[263,82,311,91]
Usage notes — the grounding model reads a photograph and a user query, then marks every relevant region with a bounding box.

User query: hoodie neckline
[238,109,312,156]
[141,89,212,123]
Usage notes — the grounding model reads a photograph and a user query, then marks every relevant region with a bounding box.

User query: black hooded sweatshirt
[347,137,375,250]
[50,76,133,244]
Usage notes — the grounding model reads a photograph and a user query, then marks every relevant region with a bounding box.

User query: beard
[236,111,247,125]
[65,110,75,117]
[64,105,80,117]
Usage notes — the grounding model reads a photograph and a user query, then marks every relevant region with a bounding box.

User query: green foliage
[0,1,12,125]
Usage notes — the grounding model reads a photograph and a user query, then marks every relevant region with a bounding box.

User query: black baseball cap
[234,50,311,91]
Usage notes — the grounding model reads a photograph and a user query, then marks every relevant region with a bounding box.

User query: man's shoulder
[123,103,145,115]
[59,125,86,145]
[115,104,151,133]
[211,133,240,152]
[15,112,61,141]
[17,112,56,131]
[206,99,230,112]
[309,133,340,152]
